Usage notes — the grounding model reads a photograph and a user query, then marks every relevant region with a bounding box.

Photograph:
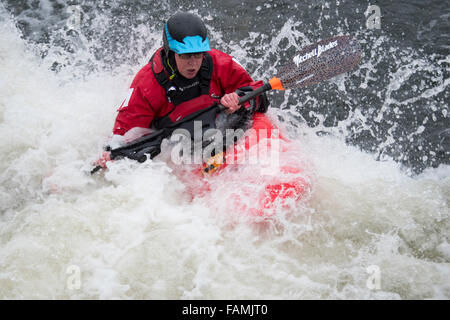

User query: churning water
[0,0,449,299]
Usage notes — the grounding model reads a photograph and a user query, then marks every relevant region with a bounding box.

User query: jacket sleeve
[112,80,156,136]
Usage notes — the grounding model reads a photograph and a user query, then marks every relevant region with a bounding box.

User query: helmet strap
[166,52,177,80]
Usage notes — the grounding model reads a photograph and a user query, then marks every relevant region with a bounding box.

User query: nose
[186,56,198,65]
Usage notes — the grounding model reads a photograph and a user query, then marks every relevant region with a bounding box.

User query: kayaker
[95,11,269,169]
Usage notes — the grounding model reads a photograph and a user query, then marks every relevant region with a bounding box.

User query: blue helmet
[163,12,211,56]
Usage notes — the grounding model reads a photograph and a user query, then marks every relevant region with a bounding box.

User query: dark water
[3,0,449,174]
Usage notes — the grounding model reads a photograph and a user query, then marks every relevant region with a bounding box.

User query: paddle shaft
[238,83,272,105]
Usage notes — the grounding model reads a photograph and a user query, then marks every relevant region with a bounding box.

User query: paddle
[91,35,362,174]
[232,35,362,105]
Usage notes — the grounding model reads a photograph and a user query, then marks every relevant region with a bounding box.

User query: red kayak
[176,112,312,219]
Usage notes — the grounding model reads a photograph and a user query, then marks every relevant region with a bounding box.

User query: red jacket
[112,48,261,136]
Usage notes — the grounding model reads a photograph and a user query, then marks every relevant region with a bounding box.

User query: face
[174,52,204,79]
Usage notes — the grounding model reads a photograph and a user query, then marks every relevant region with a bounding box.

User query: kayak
[172,112,312,218]
[89,105,311,220]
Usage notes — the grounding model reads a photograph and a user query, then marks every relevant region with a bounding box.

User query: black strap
[150,50,169,88]
[151,50,213,106]
[198,53,212,95]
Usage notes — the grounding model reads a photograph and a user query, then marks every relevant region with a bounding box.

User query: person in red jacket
[95,12,310,217]
[96,11,268,168]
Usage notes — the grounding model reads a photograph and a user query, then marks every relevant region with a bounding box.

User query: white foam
[0,7,449,300]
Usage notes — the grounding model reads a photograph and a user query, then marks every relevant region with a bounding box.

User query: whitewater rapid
[0,3,449,299]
